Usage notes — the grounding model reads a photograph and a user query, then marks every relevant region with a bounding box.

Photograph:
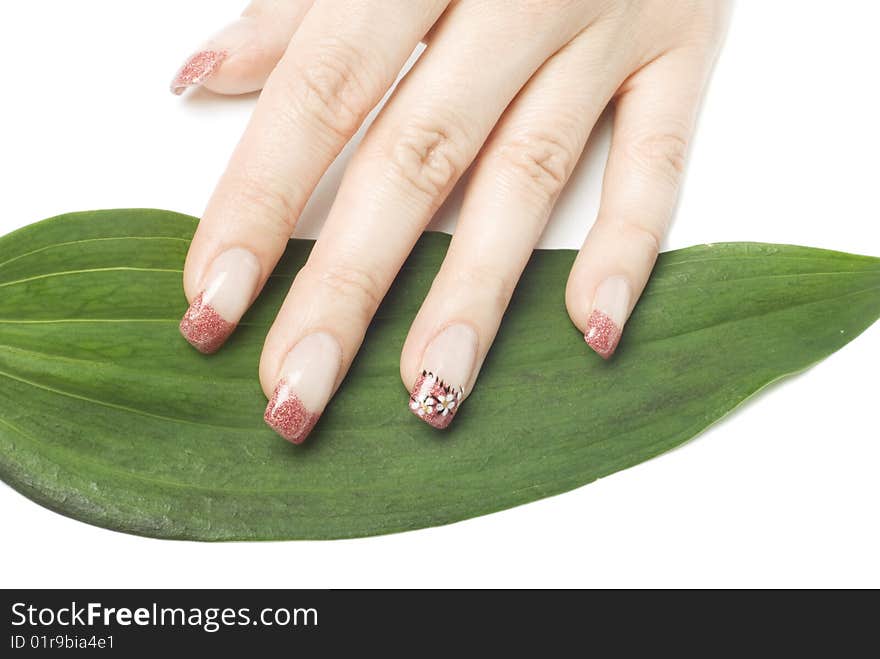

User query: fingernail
[179,248,261,354]
[409,324,478,430]
[584,275,632,359]
[264,333,343,445]
[170,49,228,95]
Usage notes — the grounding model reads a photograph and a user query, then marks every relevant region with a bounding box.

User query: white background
[1,1,878,588]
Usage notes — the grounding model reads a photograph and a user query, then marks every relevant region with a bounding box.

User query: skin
[176,0,730,430]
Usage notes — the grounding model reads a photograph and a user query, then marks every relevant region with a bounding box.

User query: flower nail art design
[410,395,436,418]
[434,392,457,415]
[409,371,463,430]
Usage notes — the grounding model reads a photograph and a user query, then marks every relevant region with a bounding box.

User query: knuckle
[683,0,730,47]
[624,128,690,188]
[289,38,377,138]
[495,131,577,203]
[315,262,384,318]
[453,266,515,316]
[517,0,578,17]
[616,218,664,255]
[231,176,299,238]
[386,117,470,202]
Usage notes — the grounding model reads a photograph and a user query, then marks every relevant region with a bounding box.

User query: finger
[260,2,592,442]
[567,46,718,359]
[170,0,313,96]
[400,28,629,429]
[179,0,449,353]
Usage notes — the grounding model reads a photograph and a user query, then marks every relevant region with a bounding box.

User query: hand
[174,0,729,443]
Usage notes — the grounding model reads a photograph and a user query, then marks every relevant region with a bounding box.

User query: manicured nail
[584,275,632,359]
[179,248,261,354]
[409,324,478,430]
[264,333,342,445]
[170,49,228,95]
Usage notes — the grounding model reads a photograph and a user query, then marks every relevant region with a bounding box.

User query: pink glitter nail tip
[584,310,622,359]
[179,292,236,354]
[170,50,228,94]
[264,380,320,445]
[408,371,463,430]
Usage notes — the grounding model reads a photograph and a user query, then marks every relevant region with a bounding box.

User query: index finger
[179,0,448,353]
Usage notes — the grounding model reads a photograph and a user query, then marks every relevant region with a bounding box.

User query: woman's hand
[173,0,729,443]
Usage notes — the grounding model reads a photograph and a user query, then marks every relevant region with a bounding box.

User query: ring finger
[400,25,631,429]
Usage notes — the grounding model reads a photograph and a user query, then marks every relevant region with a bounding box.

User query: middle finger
[261,1,593,442]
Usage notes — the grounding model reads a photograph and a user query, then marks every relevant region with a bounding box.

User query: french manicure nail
[170,49,228,95]
[264,333,342,445]
[179,247,261,354]
[409,324,478,430]
[584,275,632,359]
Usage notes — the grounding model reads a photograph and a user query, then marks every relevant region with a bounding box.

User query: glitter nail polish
[584,310,623,359]
[263,333,342,445]
[179,248,261,354]
[264,380,321,445]
[584,275,631,359]
[179,293,235,354]
[170,50,227,95]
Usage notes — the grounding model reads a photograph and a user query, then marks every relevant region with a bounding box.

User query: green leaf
[0,209,878,540]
